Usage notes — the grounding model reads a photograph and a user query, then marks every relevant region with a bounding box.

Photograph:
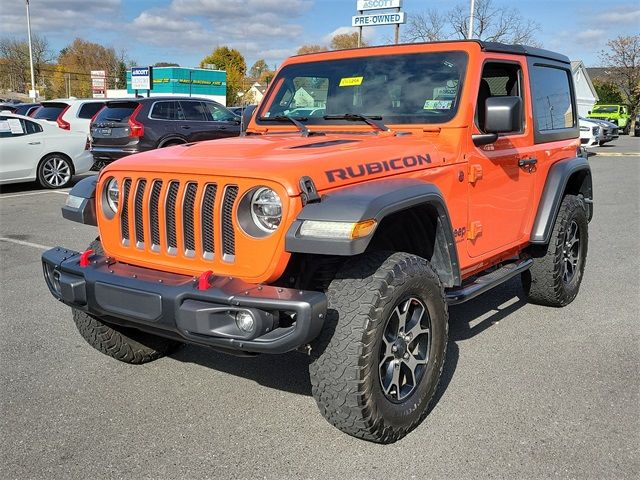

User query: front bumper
[42,247,327,354]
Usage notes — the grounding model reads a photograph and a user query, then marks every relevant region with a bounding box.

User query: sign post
[131,66,153,97]
[353,0,405,45]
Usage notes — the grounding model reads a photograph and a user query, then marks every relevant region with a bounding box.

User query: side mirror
[588,110,591,114]
[241,105,257,132]
[484,96,522,134]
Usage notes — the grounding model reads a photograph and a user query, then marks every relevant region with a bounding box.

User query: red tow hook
[197,270,213,290]
[79,249,94,267]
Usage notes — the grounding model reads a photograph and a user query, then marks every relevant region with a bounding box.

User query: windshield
[258,51,467,126]
[593,106,618,113]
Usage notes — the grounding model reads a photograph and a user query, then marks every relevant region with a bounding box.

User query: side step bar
[445,258,533,305]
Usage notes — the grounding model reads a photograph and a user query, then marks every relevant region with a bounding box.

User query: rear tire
[71,239,181,364]
[37,154,73,189]
[309,252,448,443]
[522,195,588,307]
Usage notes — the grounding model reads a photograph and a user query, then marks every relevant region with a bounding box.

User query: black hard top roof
[294,39,570,64]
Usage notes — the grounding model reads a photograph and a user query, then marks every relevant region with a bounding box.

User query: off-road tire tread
[523,195,588,307]
[309,251,448,443]
[71,239,180,364]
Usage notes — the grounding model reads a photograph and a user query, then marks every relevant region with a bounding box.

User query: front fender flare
[285,179,461,286]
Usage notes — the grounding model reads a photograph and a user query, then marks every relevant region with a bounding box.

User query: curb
[591,152,640,157]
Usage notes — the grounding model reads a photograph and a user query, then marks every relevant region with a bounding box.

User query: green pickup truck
[587,104,631,134]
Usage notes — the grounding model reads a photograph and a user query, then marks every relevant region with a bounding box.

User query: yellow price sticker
[339,76,364,87]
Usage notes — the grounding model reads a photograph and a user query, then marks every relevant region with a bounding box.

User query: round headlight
[250,187,282,233]
[105,178,119,213]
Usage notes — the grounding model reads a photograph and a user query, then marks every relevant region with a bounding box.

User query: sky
[1,0,639,69]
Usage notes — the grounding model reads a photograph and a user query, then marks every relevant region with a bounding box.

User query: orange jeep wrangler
[43,41,592,443]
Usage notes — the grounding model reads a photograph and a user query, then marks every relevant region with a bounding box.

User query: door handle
[28,141,41,145]
[180,125,191,130]
[518,157,537,167]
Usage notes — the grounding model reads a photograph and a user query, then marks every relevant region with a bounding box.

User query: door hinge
[468,164,483,184]
[299,176,320,206]
[467,221,483,240]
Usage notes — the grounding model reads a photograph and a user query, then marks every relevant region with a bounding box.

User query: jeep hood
[102,133,449,196]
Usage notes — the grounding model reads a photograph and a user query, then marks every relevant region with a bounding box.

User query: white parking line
[0,190,69,199]
[0,237,53,250]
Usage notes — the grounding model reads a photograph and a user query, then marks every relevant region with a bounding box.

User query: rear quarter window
[530,65,574,131]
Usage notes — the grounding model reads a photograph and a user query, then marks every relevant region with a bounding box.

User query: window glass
[94,103,138,123]
[530,65,574,131]
[180,101,208,121]
[32,104,66,121]
[0,117,41,137]
[23,119,42,134]
[476,62,523,132]
[204,103,236,121]
[259,51,468,125]
[150,101,182,120]
[78,102,105,119]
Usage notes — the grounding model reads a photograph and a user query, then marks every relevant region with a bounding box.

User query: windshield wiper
[323,113,390,132]
[258,115,310,136]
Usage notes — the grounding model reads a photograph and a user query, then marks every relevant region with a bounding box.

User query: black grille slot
[134,179,147,245]
[120,179,131,241]
[166,181,179,250]
[221,186,238,258]
[149,180,163,247]
[183,183,198,253]
[201,184,217,256]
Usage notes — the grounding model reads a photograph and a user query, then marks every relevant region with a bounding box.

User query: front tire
[37,154,73,189]
[309,252,448,443]
[71,239,181,363]
[522,194,588,307]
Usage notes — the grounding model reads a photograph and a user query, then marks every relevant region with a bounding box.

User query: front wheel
[309,252,448,443]
[37,154,73,188]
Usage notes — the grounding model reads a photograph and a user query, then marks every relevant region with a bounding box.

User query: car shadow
[171,277,527,401]
[0,173,95,194]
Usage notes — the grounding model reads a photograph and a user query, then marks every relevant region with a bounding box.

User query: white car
[31,98,106,134]
[0,113,93,189]
[579,117,602,148]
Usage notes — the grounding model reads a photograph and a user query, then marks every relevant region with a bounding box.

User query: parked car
[13,103,42,117]
[0,113,93,188]
[634,114,640,137]
[587,118,619,145]
[579,117,602,147]
[31,99,106,133]
[587,104,631,134]
[0,103,17,113]
[89,96,241,168]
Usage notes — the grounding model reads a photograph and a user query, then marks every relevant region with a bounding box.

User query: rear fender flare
[285,179,461,287]
[531,156,593,244]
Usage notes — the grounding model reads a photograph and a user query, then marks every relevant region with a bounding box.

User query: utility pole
[467,0,475,39]
[25,0,37,100]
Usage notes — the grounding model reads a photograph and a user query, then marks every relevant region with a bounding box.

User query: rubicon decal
[326,154,432,182]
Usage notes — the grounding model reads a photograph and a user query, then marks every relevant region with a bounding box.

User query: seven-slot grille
[119,178,239,261]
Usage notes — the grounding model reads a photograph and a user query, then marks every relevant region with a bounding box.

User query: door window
[0,117,42,138]
[476,62,523,133]
[204,103,236,121]
[179,101,208,121]
[150,101,182,120]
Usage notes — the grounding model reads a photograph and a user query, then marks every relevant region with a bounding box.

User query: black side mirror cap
[484,96,522,134]
[472,133,499,146]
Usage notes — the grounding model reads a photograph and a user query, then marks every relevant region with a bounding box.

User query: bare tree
[402,9,447,43]
[0,35,53,93]
[405,0,540,46]
[599,35,640,134]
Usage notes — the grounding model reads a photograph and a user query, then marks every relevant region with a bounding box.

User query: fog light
[235,311,255,332]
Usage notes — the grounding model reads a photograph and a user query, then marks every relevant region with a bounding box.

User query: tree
[297,44,327,55]
[249,59,268,79]
[154,62,179,67]
[200,46,246,105]
[599,35,640,134]
[593,80,623,105]
[403,0,540,46]
[330,32,367,50]
[0,35,53,95]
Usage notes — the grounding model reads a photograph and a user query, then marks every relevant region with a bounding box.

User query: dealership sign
[356,0,402,10]
[91,70,106,99]
[352,11,405,26]
[131,66,152,90]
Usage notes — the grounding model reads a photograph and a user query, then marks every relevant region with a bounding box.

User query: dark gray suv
[90,97,241,168]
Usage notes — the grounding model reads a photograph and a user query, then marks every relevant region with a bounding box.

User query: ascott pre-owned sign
[356,0,402,10]
[352,11,406,26]
[131,66,152,91]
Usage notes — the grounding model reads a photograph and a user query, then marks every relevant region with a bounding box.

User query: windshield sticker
[339,76,364,87]
[7,118,24,134]
[424,100,453,110]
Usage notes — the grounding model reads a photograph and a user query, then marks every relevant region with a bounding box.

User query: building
[571,61,599,117]
[106,67,227,105]
[243,82,268,104]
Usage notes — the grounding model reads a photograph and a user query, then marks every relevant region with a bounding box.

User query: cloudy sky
[2,0,638,68]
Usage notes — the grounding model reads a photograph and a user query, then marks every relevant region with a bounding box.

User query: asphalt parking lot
[1,137,639,479]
